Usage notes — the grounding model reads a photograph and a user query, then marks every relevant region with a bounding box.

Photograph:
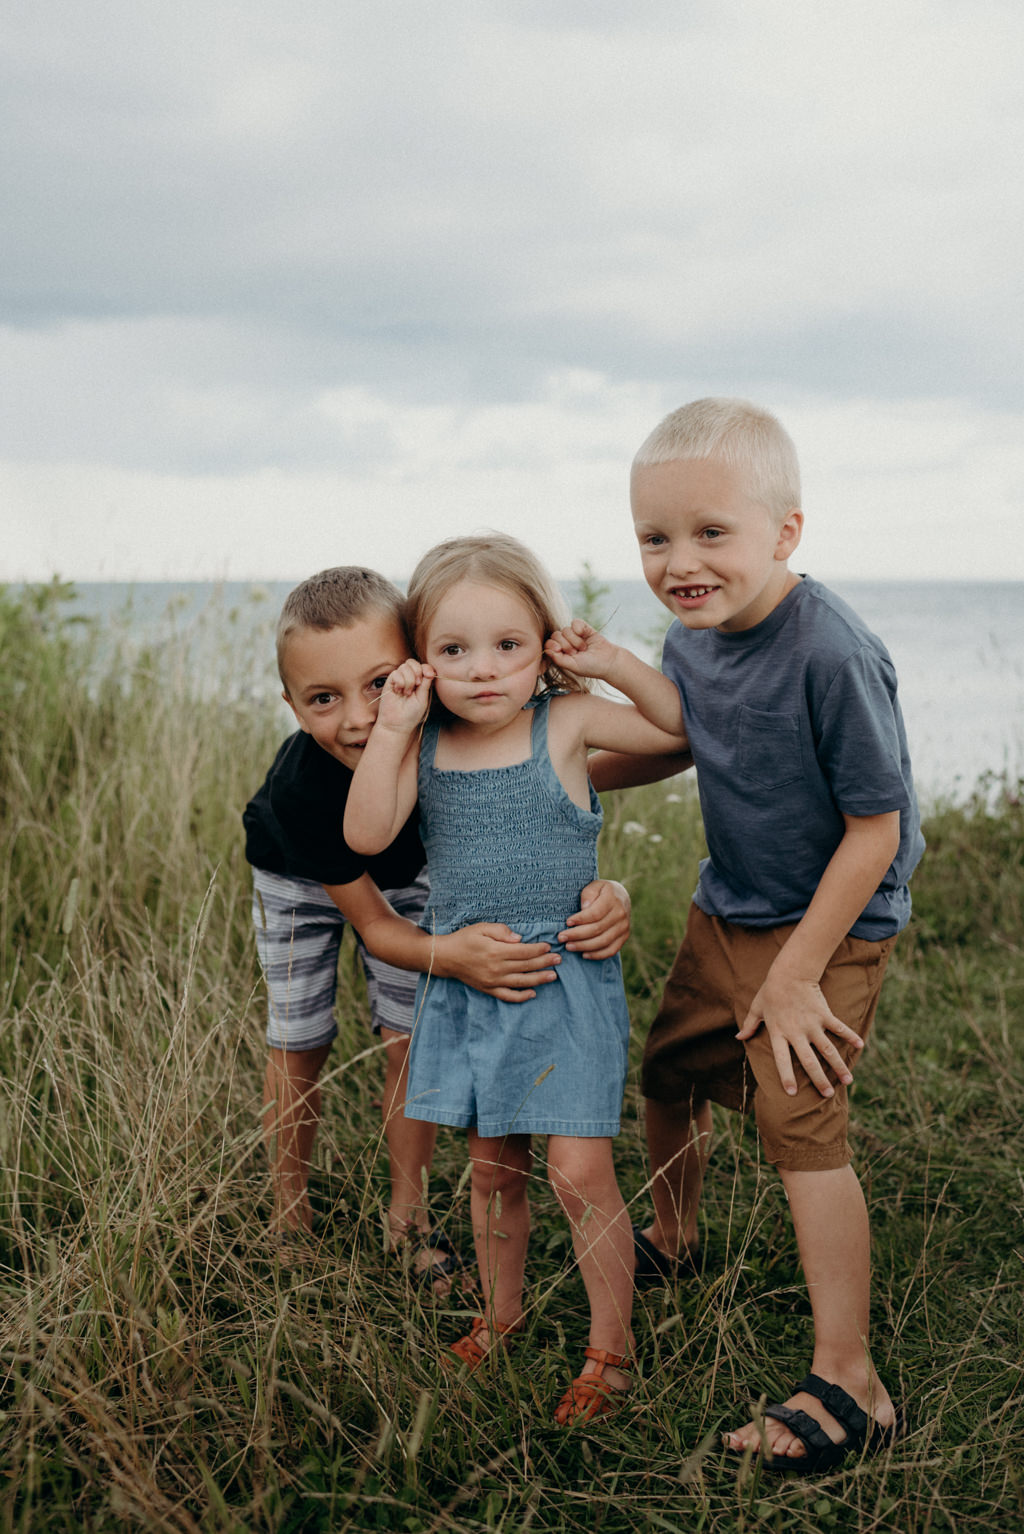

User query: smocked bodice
[416,696,602,935]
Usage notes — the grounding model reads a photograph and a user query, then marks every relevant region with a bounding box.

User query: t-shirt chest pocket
[737,705,803,790]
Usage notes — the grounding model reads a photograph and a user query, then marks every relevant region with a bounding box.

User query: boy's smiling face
[632,456,803,633]
[281,611,411,769]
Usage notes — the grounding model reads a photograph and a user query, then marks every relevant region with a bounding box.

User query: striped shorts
[251,866,430,1051]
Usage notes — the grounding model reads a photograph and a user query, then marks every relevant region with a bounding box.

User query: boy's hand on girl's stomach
[558,879,631,959]
[737,971,865,1099]
[436,925,560,1003]
[545,619,619,681]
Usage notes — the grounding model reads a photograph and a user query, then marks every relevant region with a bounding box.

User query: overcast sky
[3,0,1023,584]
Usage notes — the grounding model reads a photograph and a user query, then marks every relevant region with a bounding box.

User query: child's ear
[774,508,803,560]
[282,690,310,733]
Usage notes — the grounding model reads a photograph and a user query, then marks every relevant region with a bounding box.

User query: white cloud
[5,384,1022,582]
[791,396,1024,579]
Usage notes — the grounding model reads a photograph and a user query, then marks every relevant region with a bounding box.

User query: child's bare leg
[262,1043,332,1233]
[466,1130,531,1344]
[726,1165,897,1458]
[380,1027,451,1292]
[548,1135,633,1389]
[380,1028,437,1230]
[642,1096,713,1258]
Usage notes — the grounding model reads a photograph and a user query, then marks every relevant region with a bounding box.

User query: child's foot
[271,1229,313,1269]
[269,1202,316,1260]
[387,1218,465,1298]
[632,1224,702,1286]
[447,1315,524,1370]
[272,1194,315,1238]
[554,1348,633,1425]
[725,1369,899,1471]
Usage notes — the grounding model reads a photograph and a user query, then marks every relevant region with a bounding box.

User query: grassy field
[1,581,1022,1534]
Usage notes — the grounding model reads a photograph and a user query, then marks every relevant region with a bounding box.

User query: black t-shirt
[243,731,425,889]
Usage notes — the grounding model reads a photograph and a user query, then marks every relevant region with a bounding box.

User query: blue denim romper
[404,696,630,1138]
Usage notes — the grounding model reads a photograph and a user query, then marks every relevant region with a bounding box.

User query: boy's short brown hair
[276,567,406,687]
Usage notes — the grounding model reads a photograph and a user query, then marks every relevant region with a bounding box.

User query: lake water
[59,578,1024,806]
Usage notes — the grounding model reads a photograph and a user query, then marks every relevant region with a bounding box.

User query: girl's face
[422,579,545,727]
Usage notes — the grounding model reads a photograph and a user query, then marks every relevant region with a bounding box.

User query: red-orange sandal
[554,1347,632,1425]
[447,1316,522,1371]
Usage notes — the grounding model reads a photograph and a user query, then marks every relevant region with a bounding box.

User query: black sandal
[632,1226,703,1288]
[412,1228,465,1292]
[755,1373,902,1475]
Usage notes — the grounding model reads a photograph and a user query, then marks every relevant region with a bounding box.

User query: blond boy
[550,399,922,1472]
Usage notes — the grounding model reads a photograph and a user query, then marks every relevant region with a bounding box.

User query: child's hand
[558,879,631,959]
[377,659,436,733]
[737,968,864,1098]
[436,924,561,1002]
[545,619,621,682]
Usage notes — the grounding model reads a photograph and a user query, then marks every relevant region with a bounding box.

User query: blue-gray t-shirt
[661,576,924,939]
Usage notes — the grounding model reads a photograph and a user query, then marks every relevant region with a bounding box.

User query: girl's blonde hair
[405,533,591,696]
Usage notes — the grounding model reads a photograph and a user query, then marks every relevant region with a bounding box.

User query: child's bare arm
[587,748,694,793]
[737,811,902,1097]
[343,661,433,854]
[546,619,686,736]
[324,875,561,1002]
[575,693,688,757]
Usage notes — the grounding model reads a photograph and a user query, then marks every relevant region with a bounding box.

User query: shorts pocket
[738,705,802,790]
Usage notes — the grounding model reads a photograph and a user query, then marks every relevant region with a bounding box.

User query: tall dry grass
[1,581,1022,1533]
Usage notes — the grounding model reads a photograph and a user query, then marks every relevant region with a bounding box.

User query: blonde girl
[345,533,687,1424]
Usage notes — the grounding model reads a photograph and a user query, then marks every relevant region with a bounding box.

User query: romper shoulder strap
[416,712,442,799]
[528,692,551,765]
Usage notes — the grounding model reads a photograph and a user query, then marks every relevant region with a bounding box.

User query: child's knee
[546,1140,617,1215]
[471,1144,531,1200]
[645,1091,710,1132]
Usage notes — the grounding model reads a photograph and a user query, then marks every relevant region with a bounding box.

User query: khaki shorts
[641,904,896,1171]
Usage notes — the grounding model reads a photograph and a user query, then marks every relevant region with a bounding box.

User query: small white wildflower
[665,793,682,804]
[648,834,663,844]
[623,820,647,836]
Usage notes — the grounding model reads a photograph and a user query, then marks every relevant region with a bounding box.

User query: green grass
[1,582,1023,1532]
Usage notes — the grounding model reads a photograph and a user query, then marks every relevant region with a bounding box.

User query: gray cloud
[1,0,1022,577]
